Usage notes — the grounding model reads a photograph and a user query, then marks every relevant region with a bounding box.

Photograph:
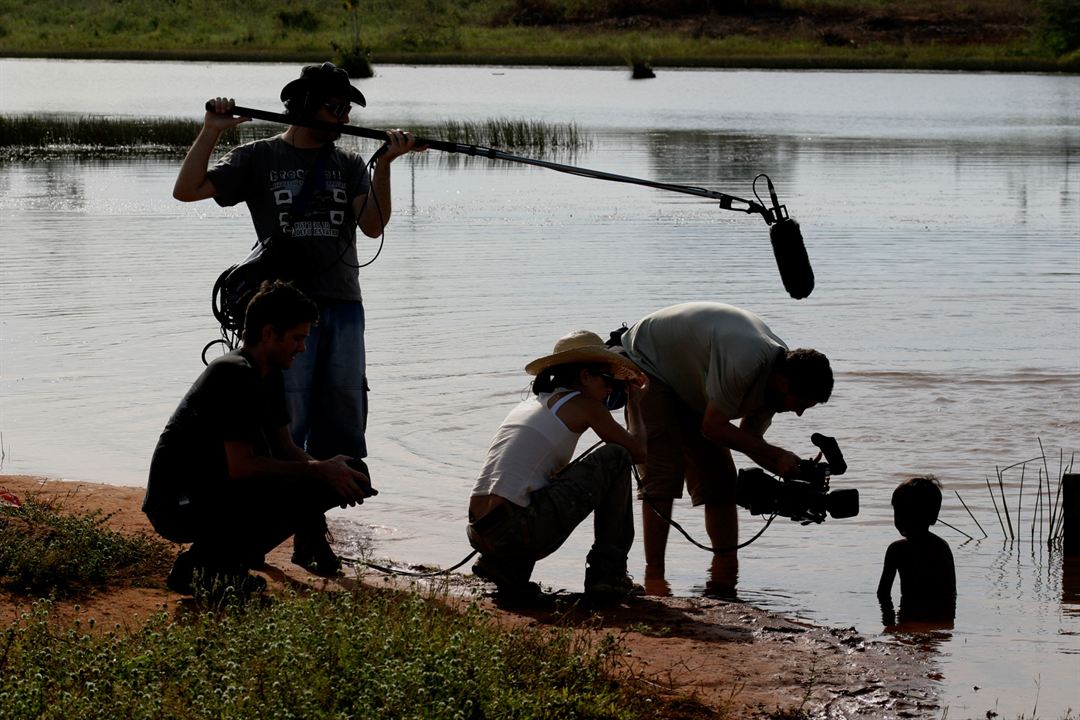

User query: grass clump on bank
[0,496,171,597]
[0,589,656,720]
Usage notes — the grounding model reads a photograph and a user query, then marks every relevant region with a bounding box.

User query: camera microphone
[765,177,815,300]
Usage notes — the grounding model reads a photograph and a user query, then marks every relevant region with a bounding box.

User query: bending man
[619,302,833,593]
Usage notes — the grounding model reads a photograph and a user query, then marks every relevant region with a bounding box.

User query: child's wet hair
[891,476,943,528]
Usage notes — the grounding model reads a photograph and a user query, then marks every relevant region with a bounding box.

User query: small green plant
[0,495,172,597]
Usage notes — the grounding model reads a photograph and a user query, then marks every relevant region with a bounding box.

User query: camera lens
[826,488,859,519]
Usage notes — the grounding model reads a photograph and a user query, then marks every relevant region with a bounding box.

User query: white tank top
[470,390,582,507]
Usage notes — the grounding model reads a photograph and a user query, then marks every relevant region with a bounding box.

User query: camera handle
[810,432,847,475]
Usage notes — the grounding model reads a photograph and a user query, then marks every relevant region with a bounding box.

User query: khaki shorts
[636,373,737,506]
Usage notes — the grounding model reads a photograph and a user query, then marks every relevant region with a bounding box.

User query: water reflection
[883,624,954,655]
[1062,554,1080,616]
[4,160,88,211]
[705,552,739,600]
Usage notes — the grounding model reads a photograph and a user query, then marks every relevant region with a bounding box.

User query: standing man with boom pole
[173,62,419,575]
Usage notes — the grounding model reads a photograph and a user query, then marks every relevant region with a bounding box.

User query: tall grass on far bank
[0,590,659,720]
[0,496,171,597]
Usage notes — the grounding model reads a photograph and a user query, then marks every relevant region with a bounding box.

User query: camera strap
[565,440,777,554]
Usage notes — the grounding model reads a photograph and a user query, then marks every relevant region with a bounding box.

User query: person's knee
[596,443,634,489]
[597,442,631,463]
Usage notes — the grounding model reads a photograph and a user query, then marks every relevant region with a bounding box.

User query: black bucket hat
[280,62,367,112]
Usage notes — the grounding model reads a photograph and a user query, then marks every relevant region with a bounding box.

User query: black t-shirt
[143,350,288,516]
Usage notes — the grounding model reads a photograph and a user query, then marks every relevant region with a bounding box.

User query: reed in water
[0,115,589,156]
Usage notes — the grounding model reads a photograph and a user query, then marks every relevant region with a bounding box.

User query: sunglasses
[322,100,352,119]
[599,372,629,411]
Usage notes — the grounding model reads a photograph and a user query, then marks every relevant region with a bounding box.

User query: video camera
[735,433,858,524]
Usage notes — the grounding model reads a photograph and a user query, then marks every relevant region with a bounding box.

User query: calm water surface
[1,60,1079,716]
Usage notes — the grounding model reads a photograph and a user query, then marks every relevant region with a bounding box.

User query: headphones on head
[283,92,320,119]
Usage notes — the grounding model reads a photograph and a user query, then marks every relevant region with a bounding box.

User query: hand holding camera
[346,457,378,498]
[321,455,378,507]
[736,433,858,524]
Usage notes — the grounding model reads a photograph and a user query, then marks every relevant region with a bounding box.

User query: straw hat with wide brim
[524,330,643,381]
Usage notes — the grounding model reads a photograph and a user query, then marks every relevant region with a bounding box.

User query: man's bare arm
[223,436,371,505]
[701,402,800,477]
[355,129,419,237]
[173,97,249,202]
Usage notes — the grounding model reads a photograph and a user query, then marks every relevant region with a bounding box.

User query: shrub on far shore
[1037,0,1080,55]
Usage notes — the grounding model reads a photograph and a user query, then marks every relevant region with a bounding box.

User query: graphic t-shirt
[208,136,371,301]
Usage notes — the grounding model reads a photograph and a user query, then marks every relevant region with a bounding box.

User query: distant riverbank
[1,0,1077,73]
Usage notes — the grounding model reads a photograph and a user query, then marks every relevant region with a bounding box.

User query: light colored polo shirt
[621,302,787,435]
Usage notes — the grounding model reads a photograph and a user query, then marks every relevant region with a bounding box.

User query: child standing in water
[877,476,957,625]
[467,330,647,604]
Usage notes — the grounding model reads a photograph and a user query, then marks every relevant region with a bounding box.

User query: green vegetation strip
[0,497,171,597]
[0,0,1076,70]
[0,591,648,720]
[0,116,589,156]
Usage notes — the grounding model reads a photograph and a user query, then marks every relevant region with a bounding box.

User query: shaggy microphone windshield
[769,218,814,300]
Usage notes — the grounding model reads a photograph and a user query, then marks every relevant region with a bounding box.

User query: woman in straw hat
[467,330,648,603]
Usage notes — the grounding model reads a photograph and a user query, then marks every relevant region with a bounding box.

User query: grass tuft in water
[414,118,590,152]
[0,589,656,720]
[0,115,590,157]
[0,115,217,148]
[0,495,172,597]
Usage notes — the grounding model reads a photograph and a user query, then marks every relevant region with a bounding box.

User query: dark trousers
[147,474,341,568]
[467,444,634,584]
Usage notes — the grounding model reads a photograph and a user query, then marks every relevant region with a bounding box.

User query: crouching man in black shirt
[143,280,374,596]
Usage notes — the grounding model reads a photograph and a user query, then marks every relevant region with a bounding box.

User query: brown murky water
[2,60,1078,716]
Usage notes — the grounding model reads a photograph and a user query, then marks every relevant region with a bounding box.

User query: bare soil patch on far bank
[0,474,940,718]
